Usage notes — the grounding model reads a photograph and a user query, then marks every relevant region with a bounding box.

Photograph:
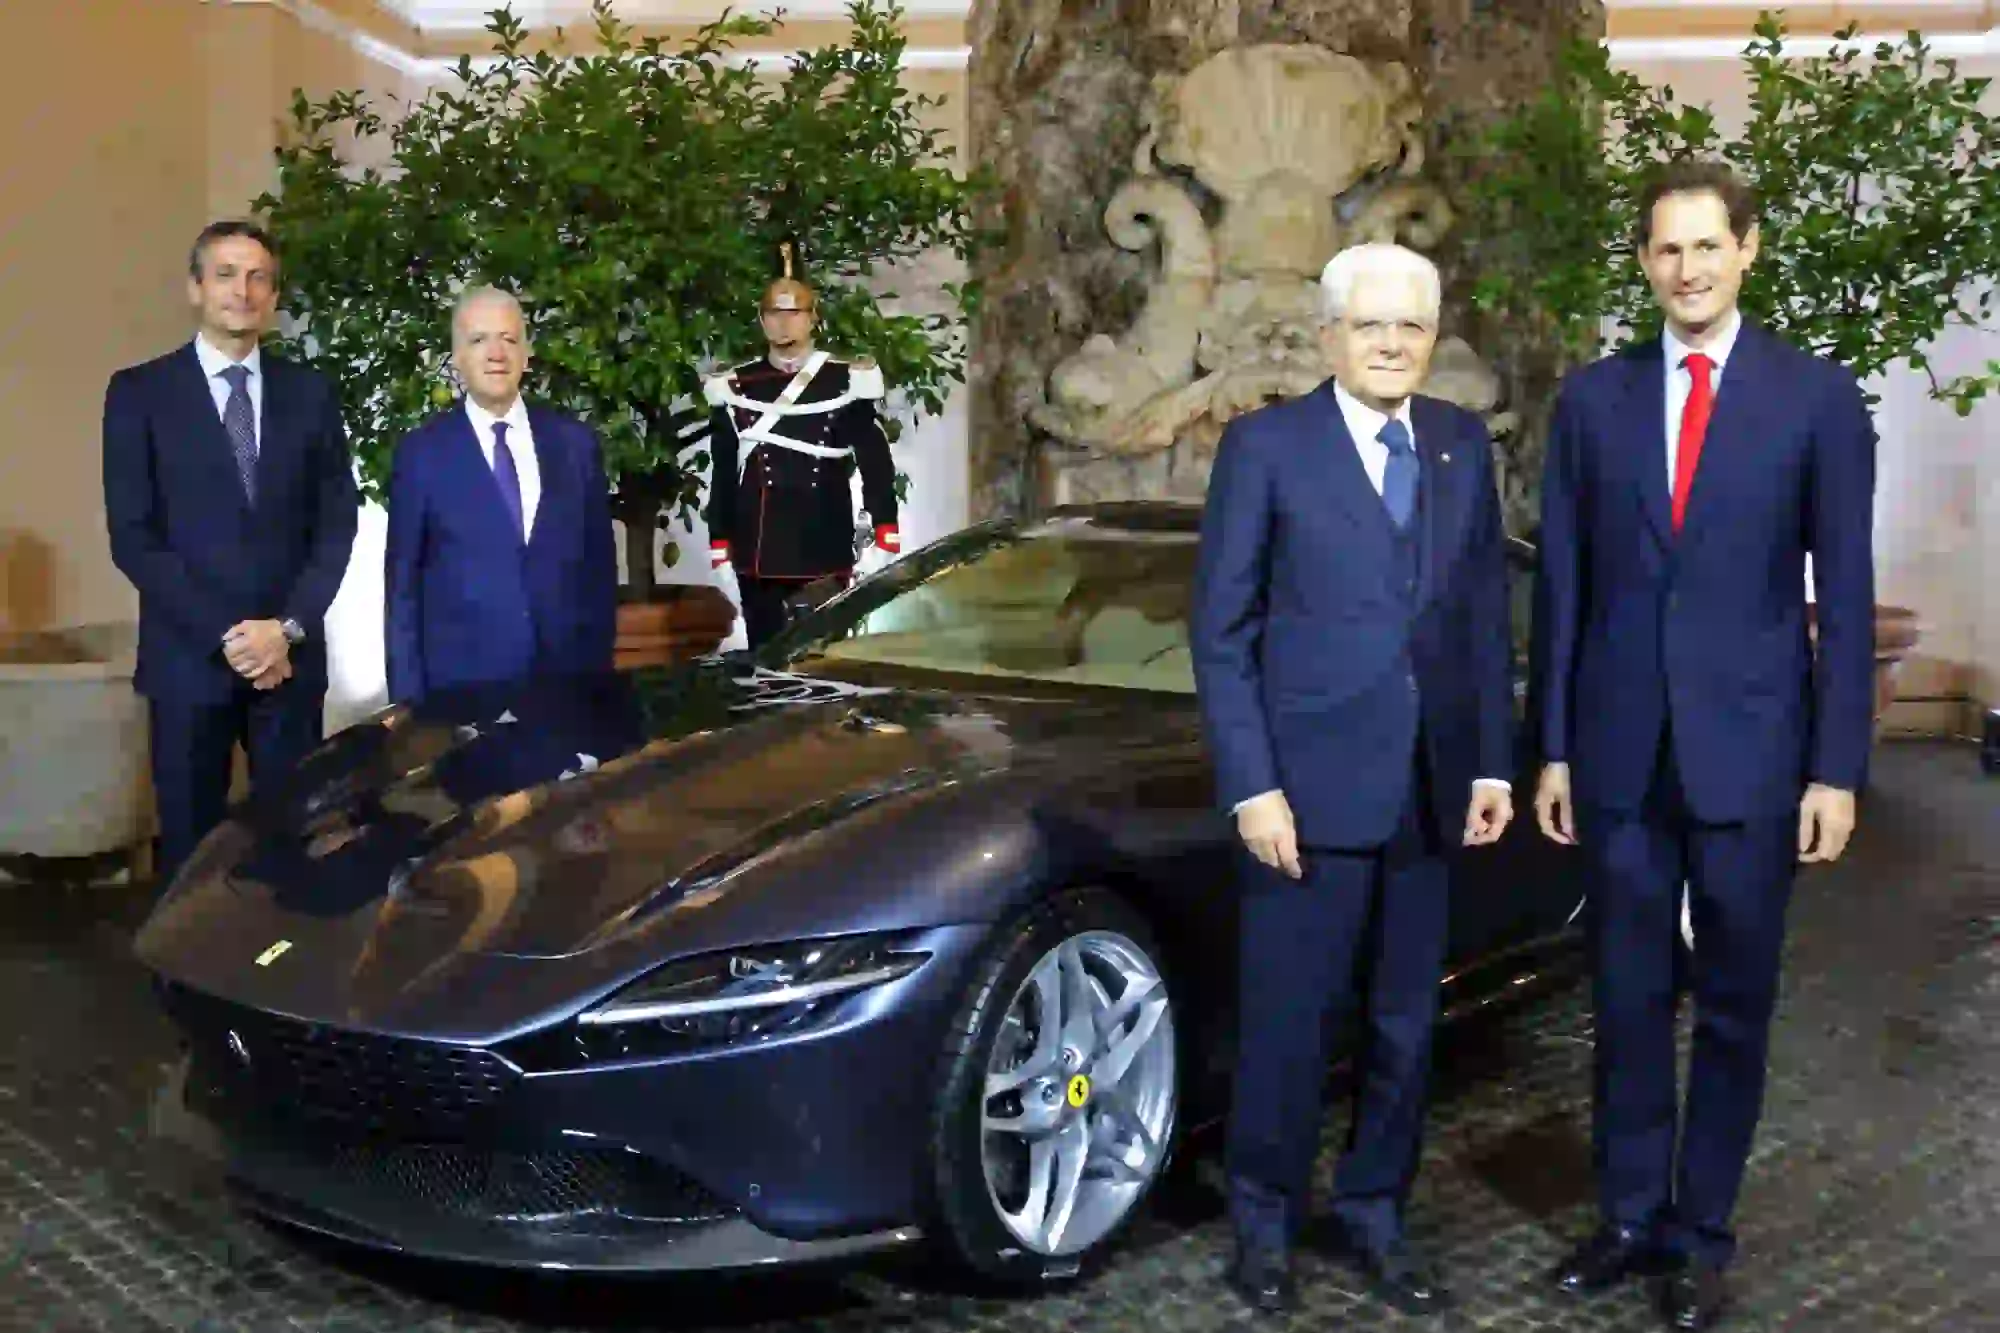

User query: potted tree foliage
[256,0,986,665]
[1452,14,2000,719]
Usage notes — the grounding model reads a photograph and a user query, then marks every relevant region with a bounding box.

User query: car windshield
[783,518,1199,694]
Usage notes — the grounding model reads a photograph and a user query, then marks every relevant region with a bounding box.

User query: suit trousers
[149,685,323,888]
[1581,729,1798,1267]
[1225,753,1450,1257]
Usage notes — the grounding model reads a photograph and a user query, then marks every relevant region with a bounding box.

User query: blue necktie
[491,421,525,542]
[219,364,257,504]
[1379,417,1417,529]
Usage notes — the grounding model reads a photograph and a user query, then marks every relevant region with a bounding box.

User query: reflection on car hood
[133,662,1183,1025]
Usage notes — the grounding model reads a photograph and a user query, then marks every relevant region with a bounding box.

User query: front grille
[316,1142,735,1227]
[163,985,518,1136]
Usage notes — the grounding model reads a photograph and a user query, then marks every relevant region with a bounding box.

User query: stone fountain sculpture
[1030,44,1516,504]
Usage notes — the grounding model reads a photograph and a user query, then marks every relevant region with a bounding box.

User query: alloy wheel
[978,929,1176,1257]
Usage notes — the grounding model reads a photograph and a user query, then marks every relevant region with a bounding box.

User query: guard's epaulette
[845,356,885,400]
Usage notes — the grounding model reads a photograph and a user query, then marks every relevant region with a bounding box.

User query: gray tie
[219,363,257,504]
[1379,417,1417,529]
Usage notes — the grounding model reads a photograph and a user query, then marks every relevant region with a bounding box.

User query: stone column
[965,0,1605,528]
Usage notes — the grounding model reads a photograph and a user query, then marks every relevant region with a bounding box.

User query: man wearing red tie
[1531,160,1876,1329]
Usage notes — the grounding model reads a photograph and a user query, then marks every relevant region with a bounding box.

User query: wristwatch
[279,618,306,645]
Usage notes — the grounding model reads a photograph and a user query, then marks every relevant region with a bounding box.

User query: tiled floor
[1,740,1994,1332]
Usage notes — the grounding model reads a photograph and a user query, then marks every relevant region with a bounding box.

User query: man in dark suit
[1531,160,1875,1329]
[1192,242,1517,1317]
[704,245,900,649]
[103,220,359,886]
[384,286,617,705]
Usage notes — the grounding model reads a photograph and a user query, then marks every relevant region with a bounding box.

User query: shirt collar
[1662,309,1742,375]
[1331,379,1414,445]
[194,334,260,382]
[464,394,530,440]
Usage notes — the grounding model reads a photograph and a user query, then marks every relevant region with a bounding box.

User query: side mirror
[786,574,847,616]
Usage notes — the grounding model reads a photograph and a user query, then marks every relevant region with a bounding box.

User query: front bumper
[152,923,990,1272]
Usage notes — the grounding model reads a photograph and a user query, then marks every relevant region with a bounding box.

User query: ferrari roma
[136,501,1583,1285]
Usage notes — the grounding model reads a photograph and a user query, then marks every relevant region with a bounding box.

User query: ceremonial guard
[704,243,901,647]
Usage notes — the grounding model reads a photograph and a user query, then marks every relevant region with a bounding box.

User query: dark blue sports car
[135,501,1582,1285]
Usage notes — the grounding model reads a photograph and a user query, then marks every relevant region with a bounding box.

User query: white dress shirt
[1232,384,1507,816]
[465,394,541,540]
[1331,380,1411,494]
[1661,310,1740,487]
[193,334,262,450]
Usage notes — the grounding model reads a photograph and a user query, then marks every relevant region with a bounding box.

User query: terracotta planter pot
[1808,603,1921,723]
[614,585,737,670]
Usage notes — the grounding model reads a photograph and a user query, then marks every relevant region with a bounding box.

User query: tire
[928,887,1181,1285]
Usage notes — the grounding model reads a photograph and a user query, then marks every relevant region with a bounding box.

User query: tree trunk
[964,0,1607,530]
[622,514,656,602]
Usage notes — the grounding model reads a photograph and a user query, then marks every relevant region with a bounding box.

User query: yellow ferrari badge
[255,939,293,967]
[1065,1074,1091,1108]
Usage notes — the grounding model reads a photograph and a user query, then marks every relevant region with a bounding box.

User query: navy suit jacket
[383,401,617,704]
[1191,382,1515,849]
[102,343,359,704]
[1532,321,1877,822]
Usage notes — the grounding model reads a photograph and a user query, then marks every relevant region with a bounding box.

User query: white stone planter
[0,622,153,861]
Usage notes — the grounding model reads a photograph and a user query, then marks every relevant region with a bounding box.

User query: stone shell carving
[1030,44,1513,502]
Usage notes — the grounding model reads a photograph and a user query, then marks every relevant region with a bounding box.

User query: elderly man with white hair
[383,285,617,704]
[1190,242,1516,1317]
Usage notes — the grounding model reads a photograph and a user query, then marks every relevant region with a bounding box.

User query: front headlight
[578,933,930,1034]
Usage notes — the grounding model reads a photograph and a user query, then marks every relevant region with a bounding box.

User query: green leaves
[1453,14,2000,410]
[253,0,988,535]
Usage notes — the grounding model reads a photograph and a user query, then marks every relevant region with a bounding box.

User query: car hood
[133,662,1183,1030]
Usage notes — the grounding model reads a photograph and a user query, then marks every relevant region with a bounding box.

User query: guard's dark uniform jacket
[703,353,898,581]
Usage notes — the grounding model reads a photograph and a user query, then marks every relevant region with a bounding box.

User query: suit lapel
[1619,340,1675,548]
[1411,396,1463,609]
[524,407,564,556]
[172,345,253,517]
[448,403,526,547]
[1679,323,1775,545]
[253,356,301,515]
[1305,381,1395,544]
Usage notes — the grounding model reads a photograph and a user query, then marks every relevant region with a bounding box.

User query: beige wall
[0,2,208,634]
[0,0,415,637]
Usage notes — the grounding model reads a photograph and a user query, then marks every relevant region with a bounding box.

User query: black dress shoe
[1549,1225,1673,1295]
[1659,1261,1729,1329]
[1224,1242,1294,1315]
[1350,1238,1452,1316]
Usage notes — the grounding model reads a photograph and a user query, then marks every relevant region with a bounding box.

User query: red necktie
[1672,352,1715,532]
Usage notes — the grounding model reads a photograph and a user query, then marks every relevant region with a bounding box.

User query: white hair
[451,284,528,345]
[1317,243,1441,324]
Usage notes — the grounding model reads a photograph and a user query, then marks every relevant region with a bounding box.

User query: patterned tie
[1379,417,1418,530]
[218,364,257,504]
[491,421,525,542]
[1672,352,1715,532]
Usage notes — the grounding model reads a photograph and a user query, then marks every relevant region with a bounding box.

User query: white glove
[713,563,748,653]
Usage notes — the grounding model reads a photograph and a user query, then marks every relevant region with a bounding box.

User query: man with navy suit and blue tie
[1192,242,1516,1317]
[384,286,617,705]
[103,221,359,886]
[1531,160,1875,1330]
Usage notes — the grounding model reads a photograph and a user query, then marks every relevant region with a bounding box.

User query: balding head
[450,285,529,412]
